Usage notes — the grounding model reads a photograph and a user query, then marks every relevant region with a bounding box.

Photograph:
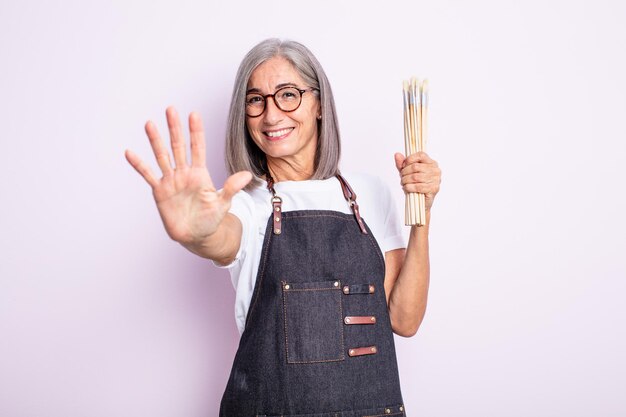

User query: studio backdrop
[1,1,625,416]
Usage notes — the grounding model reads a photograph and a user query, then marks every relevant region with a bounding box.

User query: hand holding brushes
[402,78,429,226]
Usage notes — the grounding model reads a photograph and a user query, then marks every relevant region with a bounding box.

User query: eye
[278,88,299,101]
[245,95,264,105]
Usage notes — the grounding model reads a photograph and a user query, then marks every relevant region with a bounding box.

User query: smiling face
[245,56,320,177]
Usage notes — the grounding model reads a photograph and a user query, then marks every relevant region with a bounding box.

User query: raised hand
[394,151,441,212]
[125,107,252,249]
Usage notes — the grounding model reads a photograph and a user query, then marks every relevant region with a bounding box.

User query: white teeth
[266,128,292,138]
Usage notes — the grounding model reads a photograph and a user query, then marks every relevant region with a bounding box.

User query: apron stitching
[365,232,386,271]
[282,283,290,362]
[285,212,384,269]
[338,283,345,359]
[283,213,355,221]
[283,285,346,364]
[286,358,345,364]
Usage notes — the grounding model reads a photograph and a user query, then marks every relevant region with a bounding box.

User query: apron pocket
[282,279,344,363]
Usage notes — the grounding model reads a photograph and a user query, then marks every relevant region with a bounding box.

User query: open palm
[125,106,252,245]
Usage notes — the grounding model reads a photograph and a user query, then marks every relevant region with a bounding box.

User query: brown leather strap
[342,284,375,295]
[272,196,282,235]
[266,174,283,235]
[348,346,378,357]
[344,315,377,325]
[266,174,277,196]
[336,173,356,202]
[265,173,367,235]
[336,174,368,234]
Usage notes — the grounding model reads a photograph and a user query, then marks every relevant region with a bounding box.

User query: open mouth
[264,127,294,140]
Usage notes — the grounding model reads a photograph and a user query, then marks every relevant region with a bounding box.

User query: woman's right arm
[124,106,252,265]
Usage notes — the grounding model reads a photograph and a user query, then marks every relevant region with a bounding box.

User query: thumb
[394,153,405,172]
[221,171,253,202]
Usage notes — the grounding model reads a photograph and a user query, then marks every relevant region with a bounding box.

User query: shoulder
[341,172,391,205]
[341,171,406,251]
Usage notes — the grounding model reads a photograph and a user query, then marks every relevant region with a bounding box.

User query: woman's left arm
[384,151,441,337]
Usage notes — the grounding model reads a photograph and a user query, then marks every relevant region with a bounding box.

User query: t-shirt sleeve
[377,177,406,253]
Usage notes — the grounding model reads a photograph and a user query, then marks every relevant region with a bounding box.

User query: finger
[400,172,431,186]
[401,161,441,176]
[401,156,439,175]
[402,159,434,174]
[189,112,206,168]
[125,149,159,188]
[405,151,434,165]
[394,153,405,172]
[221,171,253,202]
[403,182,439,194]
[401,163,424,176]
[145,120,174,176]
[166,106,189,169]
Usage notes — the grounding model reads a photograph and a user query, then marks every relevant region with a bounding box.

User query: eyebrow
[246,82,299,94]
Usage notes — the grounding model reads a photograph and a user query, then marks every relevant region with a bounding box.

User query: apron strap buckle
[271,196,283,235]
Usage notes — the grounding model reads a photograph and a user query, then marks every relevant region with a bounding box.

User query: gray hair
[225,38,341,190]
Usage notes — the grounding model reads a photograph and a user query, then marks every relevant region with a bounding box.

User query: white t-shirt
[215,172,406,335]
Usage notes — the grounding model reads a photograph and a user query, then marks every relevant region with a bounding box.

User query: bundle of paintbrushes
[402,78,428,226]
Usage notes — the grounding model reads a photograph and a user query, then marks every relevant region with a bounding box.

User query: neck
[266,156,314,182]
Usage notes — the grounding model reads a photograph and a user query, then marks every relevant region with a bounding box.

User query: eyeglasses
[245,86,318,117]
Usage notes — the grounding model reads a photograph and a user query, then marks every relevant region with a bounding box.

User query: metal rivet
[333,281,339,287]
[275,217,281,222]
[343,286,349,294]
[274,229,281,234]
[371,316,376,322]
[371,347,377,353]
[399,406,404,412]
[345,318,351,323]
[385,408,391,414]
[275,206,280,211]
[284,284,290,290]
[349,349,355,355]
[369,285,375,293]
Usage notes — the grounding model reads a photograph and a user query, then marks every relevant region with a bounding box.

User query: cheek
[245,119,254,132]
[245,120,261,138]
[244,122,263,149]
[294,110,318,131]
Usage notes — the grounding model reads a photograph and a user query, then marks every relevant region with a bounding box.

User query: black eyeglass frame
[245,86,319,118]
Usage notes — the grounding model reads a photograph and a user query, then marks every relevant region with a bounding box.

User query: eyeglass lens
[245,87,303,117]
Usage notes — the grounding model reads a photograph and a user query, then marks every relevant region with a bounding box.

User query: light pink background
[1,1,625,416]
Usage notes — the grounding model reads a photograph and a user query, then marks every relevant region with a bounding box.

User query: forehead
[247,56,306,90]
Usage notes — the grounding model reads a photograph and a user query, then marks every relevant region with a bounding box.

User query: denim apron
[219,175,406,417]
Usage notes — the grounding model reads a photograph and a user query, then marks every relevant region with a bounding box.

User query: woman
[125,38,441,417]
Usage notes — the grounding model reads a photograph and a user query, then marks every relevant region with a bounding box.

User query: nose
[263,95,284,124]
